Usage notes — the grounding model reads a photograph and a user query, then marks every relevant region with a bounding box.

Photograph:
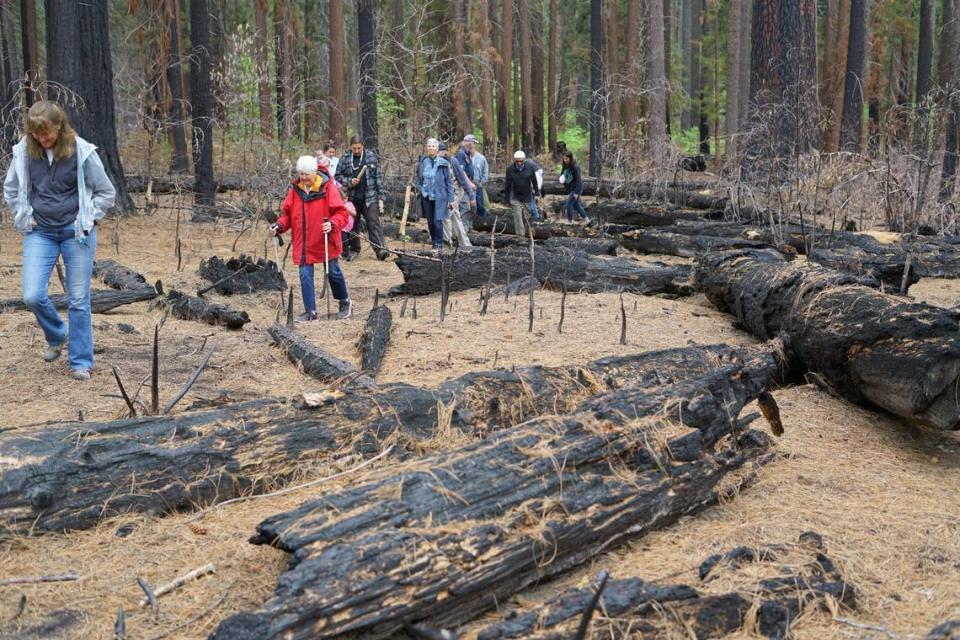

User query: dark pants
[475,187,488,220]
[299,260,349,313]
[421,196,443,249]
[348,198,385,255]
[566,193,590,221]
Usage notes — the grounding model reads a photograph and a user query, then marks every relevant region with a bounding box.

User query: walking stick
[324,228,331,319]
[272,234,284,308]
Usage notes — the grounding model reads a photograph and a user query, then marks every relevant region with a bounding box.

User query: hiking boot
[337,298,352,320]
[72,369,91,381]
[44,334,68,362]
[375,248,390,261]
[296,311,318,323]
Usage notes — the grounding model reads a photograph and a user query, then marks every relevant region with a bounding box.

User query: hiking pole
[271,232,285,309]
[324,228,331,319]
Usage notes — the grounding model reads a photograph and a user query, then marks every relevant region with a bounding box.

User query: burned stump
[209,344,783,640]
[393,246,692,297]
[358,305,392,377]
[198,255,286,296]
[696,249,960,430]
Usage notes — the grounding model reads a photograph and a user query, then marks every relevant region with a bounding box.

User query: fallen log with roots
[0,342,774,532]
[696,249,960,430]
[392,246,692,297]
[474,532,856,640]
[210,343,783,640]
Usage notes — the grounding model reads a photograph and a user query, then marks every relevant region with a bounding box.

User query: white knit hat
[296,155,318,174]
[513,150,525,160]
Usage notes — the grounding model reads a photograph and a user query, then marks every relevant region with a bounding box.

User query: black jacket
[504,161,540,204]
[561,162,583,195]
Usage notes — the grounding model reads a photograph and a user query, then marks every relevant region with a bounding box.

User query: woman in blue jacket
[3,101,116,381]
[413,138,454,253]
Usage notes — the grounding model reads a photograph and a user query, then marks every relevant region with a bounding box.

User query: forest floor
[1,199,959,639]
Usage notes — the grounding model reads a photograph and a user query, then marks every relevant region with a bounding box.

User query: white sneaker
[44,335,68,362]
[72,369,91,381]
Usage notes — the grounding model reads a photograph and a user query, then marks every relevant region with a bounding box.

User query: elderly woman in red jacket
[271,155,352,321]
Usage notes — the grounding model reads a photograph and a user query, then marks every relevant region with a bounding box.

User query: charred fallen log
[0,343,775,532]
[198,255,286,295]
[927,621,960,639]
[393,246,692,297]
[554,201,708,226]
[697,249,960,430]
[358,305,392,377]
[0,287,157,315]
[152,287,250,329]
[210,345,782,640]
[125,173,252,194]
[474,533,855,640]
[268,324,376,389]
[92,260,151,290]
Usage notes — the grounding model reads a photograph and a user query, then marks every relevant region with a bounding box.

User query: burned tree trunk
[92,260,151,290]
[392,247,692,297]
[268,324,376,389]
[475,533,856,639]
[358,305,392,377]
[0,343,777,532]
[198,255,286,295]
[0,288,157,315]
[153,288,250,329]
[211,346,783,640]
[697,249,960,430]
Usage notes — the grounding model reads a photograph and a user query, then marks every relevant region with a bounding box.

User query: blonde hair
[25,102,77,160]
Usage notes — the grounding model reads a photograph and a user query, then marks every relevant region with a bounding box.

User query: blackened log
[92,259,151,290]
[153,289,250,329]
[358,305,392,377]
[475,534,855,640]
[697,249,960,430]
[572,201,706,226]
[618,226,770,257]
[0,287,157,315]
[392,246,692,297]
[198,255,286,295]
[926,621,960,639]
[268,324,376,389]
[0,342,775,532]
[210,345,783,640]
[0,608,83,640]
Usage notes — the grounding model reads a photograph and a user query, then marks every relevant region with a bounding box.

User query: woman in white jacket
[3,101,116,381]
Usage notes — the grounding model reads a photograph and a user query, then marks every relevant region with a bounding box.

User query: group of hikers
[3,100,592,380]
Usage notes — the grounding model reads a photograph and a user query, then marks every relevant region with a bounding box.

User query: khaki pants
[511,200,534,237]
[443,208,472,247]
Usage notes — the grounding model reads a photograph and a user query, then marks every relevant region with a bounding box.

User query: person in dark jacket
[334,135,389,260]
[559,150,590,223]
[273,155,353,321]
[413,138,455,253]
[504,150,541,237]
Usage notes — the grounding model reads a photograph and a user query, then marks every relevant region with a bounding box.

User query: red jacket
[277,174,350,265]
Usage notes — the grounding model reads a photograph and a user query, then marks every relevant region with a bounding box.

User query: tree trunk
[697,249,960,431]
[939,0,959,201]
[916,0,935,106]
[188,0,215,214]
[681,0,692,129]
[518,0,534,150]
[357,0,379,149]
[498,0,514,154]
[166,0,190,173]
[825,0,850,152]
[690,0,702,142]
[254,0,273,138]
[622,0,641,139]
[0,342,770,532]
[211,345,781,640]
[737,0,751,134]
[358,304,392,377]
[646,0,667,150]
[45,0,133,212]
[328,0,346,146]
[20,0,38,105]
[744,0,820,167]
[268,324,375,388]
[603,0,620,139]
[303,0,318,144]
[547,0,559,154]
[589,0,603,176]
[274,0,295,139]
[663,0,672,135]
[530,0,545,152]
[724,0,743,163]
[838,0,867,152]
[392,246,692,297]
[0,288,157,315]
[478,0,495,148]
[0,0,18,153]
[451,0,471,141]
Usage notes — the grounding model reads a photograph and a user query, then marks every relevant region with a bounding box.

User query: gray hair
[425,138,439,149]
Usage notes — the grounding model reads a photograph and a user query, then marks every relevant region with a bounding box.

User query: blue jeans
[566,193,589,221]
[530,197,541,220]
[421,196,443,249]
[475,188,488,219]
[299,260,348,313]
[23,223,97,371]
